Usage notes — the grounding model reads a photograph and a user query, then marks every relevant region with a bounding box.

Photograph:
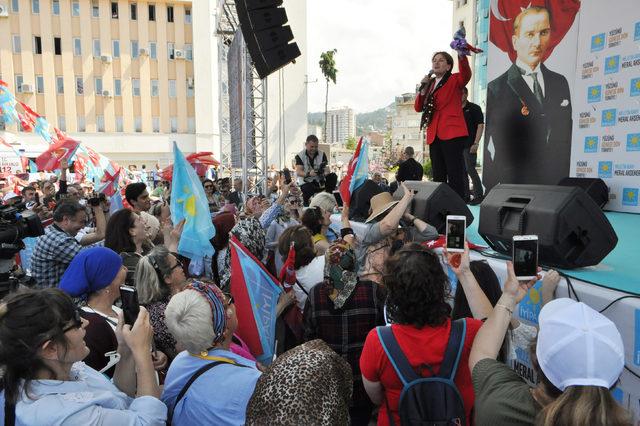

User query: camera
[0,203,45,297]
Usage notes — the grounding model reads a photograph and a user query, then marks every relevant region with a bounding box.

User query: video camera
[0,203,45,297]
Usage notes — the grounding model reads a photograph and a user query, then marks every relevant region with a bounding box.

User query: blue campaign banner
[584,136,599,153]
[518,280,543,325]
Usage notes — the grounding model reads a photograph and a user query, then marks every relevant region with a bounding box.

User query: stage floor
[466,206,640,296]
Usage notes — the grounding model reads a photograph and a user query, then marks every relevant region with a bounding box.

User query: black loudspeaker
[479,184,618,269]
[393,181,473,234]
[350,180,383,222]
[235,0,301,79]
[557,177,609,209]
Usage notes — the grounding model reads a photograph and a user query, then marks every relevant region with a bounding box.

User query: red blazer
[414,55,471,145]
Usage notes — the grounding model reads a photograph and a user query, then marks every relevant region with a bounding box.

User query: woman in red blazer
[414,52,471,199]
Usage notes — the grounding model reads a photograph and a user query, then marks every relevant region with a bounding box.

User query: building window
[15,75,23,93]
[33,36,42,54]
[130,3,137,20]
[131,41,139,59]
[185,8,192,24]
[111,2,118,18]
[97,115,105,132]
[12,35,20,54]
[54,37,62,55]
[91,1,99,17]
[148,4,155,21]
[151,80,159,97]
[58,116,66,131]
[52,0,60,15]
[185,44,193,61]
[132,79,140,96]
[72,1,80,16]
[32,0,39,14]
[76,77,83,95]
[11,0,18,13]
[167,5,173,22]
[36,75,44,94]
[73,38,82,56]
[134,117,142,132]
[152,117,160,133]
[93,39,101,57]
[95,78,103,95]
[116,116,123,132]
[186,79,194,98]
[170,117,177,133]
[168,80,176,98]
[167,43,175,60]
[77,116,86,132]
[112,40,120,58]
[56,76,64,94]
[149,42,157,59]
[187,117,195,133]
[114,79,121,96]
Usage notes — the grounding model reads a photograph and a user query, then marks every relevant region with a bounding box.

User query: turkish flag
[489,0,580,62]
[159,151,220,181]
[35,135,80,171]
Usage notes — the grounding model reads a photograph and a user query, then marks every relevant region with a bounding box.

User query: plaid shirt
[303,280,386,407]
[31,224,83,289]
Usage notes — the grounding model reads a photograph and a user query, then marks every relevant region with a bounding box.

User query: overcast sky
[306,0,453,113]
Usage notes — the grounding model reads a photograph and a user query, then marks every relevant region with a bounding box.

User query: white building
[390,93,424,162]
[325,106,355,145]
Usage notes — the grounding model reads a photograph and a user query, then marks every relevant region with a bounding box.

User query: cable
[598,295,640,313]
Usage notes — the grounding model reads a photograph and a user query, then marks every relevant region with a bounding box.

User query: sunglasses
[204,185,214,189]
[61,307,83,333]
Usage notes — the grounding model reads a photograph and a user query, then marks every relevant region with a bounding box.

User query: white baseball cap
[536,298,624,391]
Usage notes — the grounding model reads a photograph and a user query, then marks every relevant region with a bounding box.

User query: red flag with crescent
[489,0,580,62]
[35,135,80,171]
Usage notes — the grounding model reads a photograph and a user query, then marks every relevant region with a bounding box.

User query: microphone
[419,69,434,92]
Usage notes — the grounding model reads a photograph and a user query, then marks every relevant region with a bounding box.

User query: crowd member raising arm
[469,263,631,426]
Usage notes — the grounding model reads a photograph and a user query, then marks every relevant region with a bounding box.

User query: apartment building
[0,0,203,165]
[390,92,425,162]
[325,106,355,145]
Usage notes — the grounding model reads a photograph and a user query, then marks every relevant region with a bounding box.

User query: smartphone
[333,191,343,207]
[446,215,466,252]
[282,168,292,184]
[512,235,538,280]
[119,286,140,326]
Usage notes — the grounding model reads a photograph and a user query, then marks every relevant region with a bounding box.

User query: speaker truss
[215,0,268,195]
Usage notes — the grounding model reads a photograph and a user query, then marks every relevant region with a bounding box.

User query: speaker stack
[393,181,473,234]
[235,0,301,79]
[479,184,618,269]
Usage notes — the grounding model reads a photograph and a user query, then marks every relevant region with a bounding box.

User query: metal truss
[215,0,268,195]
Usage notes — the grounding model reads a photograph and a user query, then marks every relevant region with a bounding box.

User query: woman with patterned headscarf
[246,339,353,426]
[302,216,386,425]
[266,191,303,273]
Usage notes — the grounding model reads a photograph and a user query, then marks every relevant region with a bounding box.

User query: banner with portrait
[484,1,581,191]
[569,0,640,213]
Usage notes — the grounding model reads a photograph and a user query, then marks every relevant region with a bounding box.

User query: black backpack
[377,319,467,426]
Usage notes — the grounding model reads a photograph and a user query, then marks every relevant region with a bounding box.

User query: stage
[466,205,640,296]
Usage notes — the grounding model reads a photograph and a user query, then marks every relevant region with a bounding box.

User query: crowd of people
[0,131,631,426]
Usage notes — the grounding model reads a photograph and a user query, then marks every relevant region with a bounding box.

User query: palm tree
[319,49,337,143]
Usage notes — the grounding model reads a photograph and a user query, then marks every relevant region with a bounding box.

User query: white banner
[569,0,640,213]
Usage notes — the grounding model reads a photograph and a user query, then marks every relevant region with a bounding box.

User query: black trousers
[429,136,467,199]
[463,147,484,199]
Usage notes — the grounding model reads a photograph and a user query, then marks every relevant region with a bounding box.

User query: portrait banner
[569,0,640,213]
[484,0,580,191]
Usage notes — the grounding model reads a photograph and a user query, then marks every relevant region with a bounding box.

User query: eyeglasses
[204,185,214,189]
[61,307,83,333]
[169,258,183,273]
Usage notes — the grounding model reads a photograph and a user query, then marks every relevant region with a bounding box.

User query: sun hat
[536,298,624,391]
[365,192,399,223]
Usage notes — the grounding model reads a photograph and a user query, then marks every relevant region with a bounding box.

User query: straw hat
[365,192,399,223]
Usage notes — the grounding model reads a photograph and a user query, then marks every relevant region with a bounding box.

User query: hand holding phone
[282,168,292,185]
[512,235,538,280]
[119,286,140,326]
[446,215,466,253]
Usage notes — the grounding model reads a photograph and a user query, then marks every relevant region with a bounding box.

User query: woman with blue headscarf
[59,247,167,376]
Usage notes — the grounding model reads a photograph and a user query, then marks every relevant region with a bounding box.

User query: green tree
[423,159,433,180]
[345,136,357,150]
[319,49,337,142]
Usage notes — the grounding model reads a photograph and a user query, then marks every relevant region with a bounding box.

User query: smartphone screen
[333,191,343,207]
[119,286,140,326]
[282,168,292,185]
[513,237,538,279]
[446,217,466,251]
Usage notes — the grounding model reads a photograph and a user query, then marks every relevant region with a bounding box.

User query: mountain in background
[308,103,395,136]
